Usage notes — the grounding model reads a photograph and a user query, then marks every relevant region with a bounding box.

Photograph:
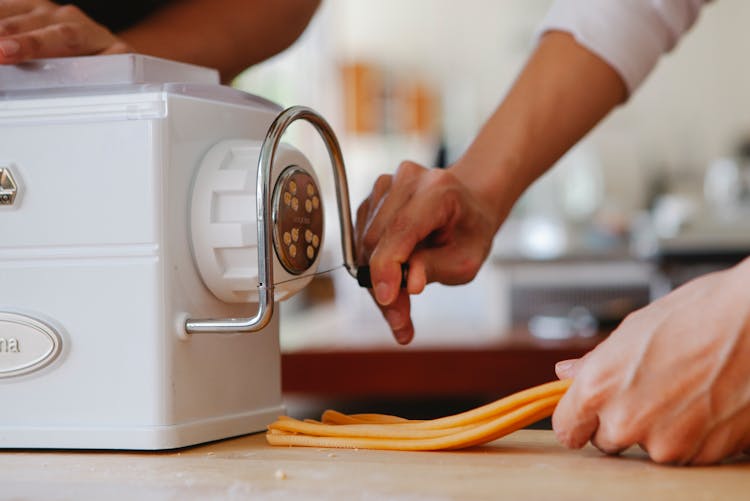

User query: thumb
[409,243,485,287]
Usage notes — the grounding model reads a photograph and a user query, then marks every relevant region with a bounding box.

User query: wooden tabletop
[2,430,747,500]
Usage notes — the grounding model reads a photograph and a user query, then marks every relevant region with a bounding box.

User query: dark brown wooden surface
[282,330,605,398]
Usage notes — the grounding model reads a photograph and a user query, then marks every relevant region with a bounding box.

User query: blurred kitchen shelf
[281,329,605,399]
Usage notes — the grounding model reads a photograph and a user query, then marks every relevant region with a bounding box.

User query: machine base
[0,404,285,450]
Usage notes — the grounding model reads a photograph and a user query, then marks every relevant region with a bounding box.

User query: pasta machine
[0,54,361,449]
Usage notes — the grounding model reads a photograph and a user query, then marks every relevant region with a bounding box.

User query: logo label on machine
[0,167,18,206]
[0,312,62,378]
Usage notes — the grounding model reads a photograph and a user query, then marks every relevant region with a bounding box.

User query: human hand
[355,161,501,344]
[0,0,131,64]
[552,257,750,464]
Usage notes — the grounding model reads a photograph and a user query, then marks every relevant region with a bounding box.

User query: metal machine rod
[185,106,357,334]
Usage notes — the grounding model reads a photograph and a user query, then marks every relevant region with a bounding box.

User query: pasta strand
[266,381,569,452]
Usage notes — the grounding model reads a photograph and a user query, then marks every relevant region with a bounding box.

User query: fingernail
[394,330,412,345]
[554,429,569,447]
[556,360,574,375]
[0,39,19,57]
[384,309,404,330]
[374,282,391,305]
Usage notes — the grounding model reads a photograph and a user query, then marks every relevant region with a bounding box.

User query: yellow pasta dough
[266,379,571,451]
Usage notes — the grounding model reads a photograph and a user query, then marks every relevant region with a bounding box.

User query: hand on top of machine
[0,0,131,63]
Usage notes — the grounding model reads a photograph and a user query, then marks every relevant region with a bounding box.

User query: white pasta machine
[0,54,363,449]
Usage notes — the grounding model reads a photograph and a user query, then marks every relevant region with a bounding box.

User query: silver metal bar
[185,106,357,334]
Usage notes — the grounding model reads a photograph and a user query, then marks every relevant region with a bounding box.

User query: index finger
[552,378,601,449]
[355,174,392,264]
[368,187,455,306]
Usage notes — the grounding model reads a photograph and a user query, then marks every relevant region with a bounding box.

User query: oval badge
[0,312,62,378]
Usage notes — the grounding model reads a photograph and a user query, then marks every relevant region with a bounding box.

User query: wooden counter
[2,430,747,500]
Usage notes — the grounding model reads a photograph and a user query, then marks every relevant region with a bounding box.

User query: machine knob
[190,140,323,303]
[272,166,324,275]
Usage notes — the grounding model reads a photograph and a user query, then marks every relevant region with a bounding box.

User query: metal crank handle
[185,106,359,335]
[356,263,409,289]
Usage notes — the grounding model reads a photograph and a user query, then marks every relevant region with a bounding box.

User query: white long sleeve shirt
[539,0,709,94]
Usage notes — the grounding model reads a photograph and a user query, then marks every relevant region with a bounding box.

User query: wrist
[449,148,530,232]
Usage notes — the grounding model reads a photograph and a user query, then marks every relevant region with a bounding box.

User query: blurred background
[233,0,750,417]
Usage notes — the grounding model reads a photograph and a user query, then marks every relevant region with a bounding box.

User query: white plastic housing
[0,55,297,450]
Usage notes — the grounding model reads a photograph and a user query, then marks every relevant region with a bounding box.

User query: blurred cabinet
[282,328,605,399]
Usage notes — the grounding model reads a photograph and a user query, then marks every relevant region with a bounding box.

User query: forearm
[119,0,320,82]
[451,31,626,228]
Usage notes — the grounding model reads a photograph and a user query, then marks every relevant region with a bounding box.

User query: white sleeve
[538,0,709,95]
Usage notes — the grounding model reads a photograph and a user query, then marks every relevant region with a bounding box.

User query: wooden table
[2,430,747,500]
